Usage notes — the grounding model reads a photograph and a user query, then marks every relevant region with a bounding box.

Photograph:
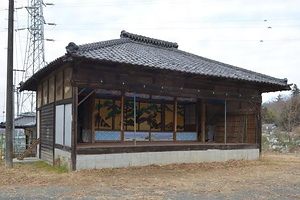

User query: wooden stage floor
[76,141,259,155]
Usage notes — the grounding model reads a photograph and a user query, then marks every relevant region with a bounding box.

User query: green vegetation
[262,84,300,152]
[31,161,68,173]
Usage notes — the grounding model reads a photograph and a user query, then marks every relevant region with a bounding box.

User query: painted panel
[139,102,150,131]
[124,131,149,141]
[55,105,64,145]
[165,104,173,131]
[48,76,55,103]
[42,80,48,105]
[94,99,113,130]
[64,68,72,99]
[151,132,173,141]
[114,100,121,130]
[37,84,42,108]
[124,101,135,131]
[56,71,63,101]
[177,132,197,141]
[95,131,120,141]
[64,104,72,147]
[177,105,184,131]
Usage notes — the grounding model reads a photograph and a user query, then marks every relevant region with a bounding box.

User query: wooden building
[20,31,290,171]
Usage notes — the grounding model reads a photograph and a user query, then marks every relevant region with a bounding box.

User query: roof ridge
[66,38,129,54]
[120,30,178,49]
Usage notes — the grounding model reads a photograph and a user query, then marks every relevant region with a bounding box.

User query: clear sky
[0,0,299,122]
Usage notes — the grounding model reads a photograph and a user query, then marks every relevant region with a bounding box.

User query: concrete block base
[76,149,259,170]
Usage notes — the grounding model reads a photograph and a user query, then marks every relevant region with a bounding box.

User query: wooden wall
[40,104,54,165]
[213,100,258,144]
[214,114,256,143]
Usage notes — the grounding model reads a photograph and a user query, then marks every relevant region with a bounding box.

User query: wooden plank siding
[40,103,55,165]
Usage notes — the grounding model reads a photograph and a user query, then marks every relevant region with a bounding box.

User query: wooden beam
[78,89,96,106]
[120,91,125,142]
[257,104,262,153]
[71,86,78,171]
[201,99,206,143]
[91,93,95,143]
[78,88,86,96]
[72,80,262,103]
[196,99,200,141]
[173,98,177,141]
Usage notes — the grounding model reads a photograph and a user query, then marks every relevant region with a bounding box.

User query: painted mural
[94,99,121,130]
[124,101,162,131]
[94,98,186,132]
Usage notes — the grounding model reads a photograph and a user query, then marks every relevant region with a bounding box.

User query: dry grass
[0,151,299,199]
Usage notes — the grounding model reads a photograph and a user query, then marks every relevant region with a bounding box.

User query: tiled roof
[0,112,36,128]
[20,31,289,92]
[65,30,288,87]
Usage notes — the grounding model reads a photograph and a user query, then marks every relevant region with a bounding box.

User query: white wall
[55,104,72,147]
[55,105,64,145]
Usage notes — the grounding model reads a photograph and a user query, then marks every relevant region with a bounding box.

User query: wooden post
[196,100,200,141]
[173,98,177,141]
[133,91,136,146]
[257,103,262,153]
[224,100,227,144]
[91,93,95,143]
[201,99,206,143]
[120,91,125,142]
[71,86,78,171]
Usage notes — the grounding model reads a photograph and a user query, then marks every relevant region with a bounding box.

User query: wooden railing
[17,138,40,160]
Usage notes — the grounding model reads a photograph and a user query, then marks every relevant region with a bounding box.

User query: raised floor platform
[77,142,259,155]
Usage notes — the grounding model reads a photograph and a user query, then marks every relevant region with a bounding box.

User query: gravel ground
[0,151,299,199]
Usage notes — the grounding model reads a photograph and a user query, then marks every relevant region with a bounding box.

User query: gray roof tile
[66,31,288,87]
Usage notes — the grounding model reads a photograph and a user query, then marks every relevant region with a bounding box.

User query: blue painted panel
[151,132,173,141]
[95,131,121,141]
[177,132,197,141]
[124,132,149,141]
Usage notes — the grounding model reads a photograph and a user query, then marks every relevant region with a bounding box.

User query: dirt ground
[0,151,299,200]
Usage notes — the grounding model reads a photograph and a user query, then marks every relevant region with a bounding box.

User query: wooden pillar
[196,100,200,141]
[257,103,262,153]
[173,98,177,141]
[91,93,95,143]
[71,86,78,171]
[224,100,227,144]
[120,91,125,142]
[201,99,206,143]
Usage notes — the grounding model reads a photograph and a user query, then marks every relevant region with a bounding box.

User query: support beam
[78,88,86,96]
[173,98,177,141]
[91,93,95,143]
[224,100,227,144]
[120,91,125,142]
[257,103,262,153]
[78,89,96,106]
[201,99,206,143]
[71,86,78,171]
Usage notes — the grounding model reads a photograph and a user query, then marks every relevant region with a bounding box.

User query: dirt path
[0,151,299,199]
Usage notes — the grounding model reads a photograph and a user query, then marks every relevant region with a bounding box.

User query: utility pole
[6,0,14,168]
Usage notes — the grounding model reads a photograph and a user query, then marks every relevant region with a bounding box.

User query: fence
[0,133,37,160]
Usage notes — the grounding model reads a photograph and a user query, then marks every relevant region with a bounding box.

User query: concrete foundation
[54,148,72,170]
[76,149,259,170]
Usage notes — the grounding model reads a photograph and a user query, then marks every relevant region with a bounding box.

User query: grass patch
[31,161,68,173]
